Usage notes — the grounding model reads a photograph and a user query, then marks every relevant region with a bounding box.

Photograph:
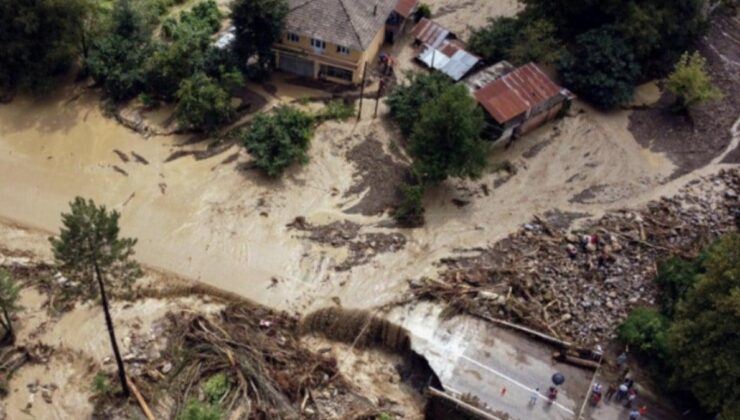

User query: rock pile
[412,169,739,345]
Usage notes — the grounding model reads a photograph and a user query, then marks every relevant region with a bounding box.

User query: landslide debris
[411,168,739,345]
[288,218,406,271]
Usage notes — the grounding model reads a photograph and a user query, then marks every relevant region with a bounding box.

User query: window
[336,45,351,55]
[320,65,353,82]
[287,33,300,43]
[310,38,326,50]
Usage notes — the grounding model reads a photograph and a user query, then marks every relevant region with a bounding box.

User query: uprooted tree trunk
[0,307,14,346]
[94,259,130,398]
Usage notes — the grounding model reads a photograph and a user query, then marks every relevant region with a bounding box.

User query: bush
[175,72,240,133]
[666,51,723,111]
[203,373,230,404]
[394,184,425,227]
[178,399,222,420]
[469,17,563,66]
[318,100,355,121]
[240,106,315,177]
[417,4,432,19]
[617,307,670,362]
[91,372,116,397]
[386,72,451,137]
[559,27,641,109]
[182,1,223,34]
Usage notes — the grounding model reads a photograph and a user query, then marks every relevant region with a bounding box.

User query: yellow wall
[274,27,386,84]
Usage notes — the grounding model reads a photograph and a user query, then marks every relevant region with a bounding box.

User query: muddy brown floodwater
[2,73,734,320]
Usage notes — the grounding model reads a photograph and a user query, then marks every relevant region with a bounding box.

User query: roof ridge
[337,0,363,48]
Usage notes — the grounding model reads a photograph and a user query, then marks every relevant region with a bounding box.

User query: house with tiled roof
[274,0,414,84]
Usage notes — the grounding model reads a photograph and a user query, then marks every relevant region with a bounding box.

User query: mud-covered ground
[629,13,740,177]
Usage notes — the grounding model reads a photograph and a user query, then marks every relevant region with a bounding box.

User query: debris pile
[288,218,406,271]
[411,169,739,344]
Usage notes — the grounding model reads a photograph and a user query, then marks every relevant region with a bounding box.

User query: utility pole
[94,258,130,397]
[374,79,384,118]
[357,62,368,121]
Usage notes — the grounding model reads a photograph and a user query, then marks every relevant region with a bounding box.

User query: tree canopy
[387,72,452,137]
[409,84,487,184]
[0,269,21,343]
[231,0,288,75]
[240,106,315,177]
[559,28,641,109]
[0,0,92,95]
[468,16,563,66]
[618,233,740,419]
[669,234,740,418]
[176,71,242,133]
[521,0,705,76]
[49,197,142,300]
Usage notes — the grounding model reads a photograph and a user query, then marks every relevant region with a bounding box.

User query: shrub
[318,100,355,121]
[203,373,230,404]
[240,106,315,177]
[178,399,222,420]
[394,184,425,227]
[416,4,432,19]
[91,372,116,397]
[666,51,723,111]
[559,27,641,109]
[87,35,150,101]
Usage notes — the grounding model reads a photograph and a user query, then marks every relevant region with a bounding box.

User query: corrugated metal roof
[411,18,451,48]
[394,0,418,18]
[417,42,480,81]
[474,63,567,124]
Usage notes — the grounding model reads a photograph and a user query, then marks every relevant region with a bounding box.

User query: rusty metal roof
[411,18,452,49]
[394,0,419,18]
[473,63,567,124]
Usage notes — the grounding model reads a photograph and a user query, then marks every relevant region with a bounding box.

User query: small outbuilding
[471,62,574,140]
[411,18,480,81]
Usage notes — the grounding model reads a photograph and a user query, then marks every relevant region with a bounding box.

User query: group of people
[589,351,649,418]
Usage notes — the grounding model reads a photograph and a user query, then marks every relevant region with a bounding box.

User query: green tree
[0,0,93,95]
[230,0,288,76]
[50,197,144,397]
[467,16,519,65]
[669,233,740,419]
[240,105,315,177]
[87,34,151,101]
[559,28,641,109]
[145,28,212,100]
[175,72,241,133]
[655,256,701,318]
[521,0,706,77]
[507,19,564,65]
[409,84,487,184]
[0,270,21,345]
[386,72,452,137]
[617,307,670,362]
[666,51,723,111]
[393,184,425,227]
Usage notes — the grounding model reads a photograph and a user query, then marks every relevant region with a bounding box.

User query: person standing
[529,388,539,406]
[605,384,616,401]
[616,382,629,401]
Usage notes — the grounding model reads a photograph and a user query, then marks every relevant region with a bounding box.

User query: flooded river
[0,80,687,314]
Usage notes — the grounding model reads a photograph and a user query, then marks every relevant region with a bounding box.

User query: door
[278,53,315,78]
